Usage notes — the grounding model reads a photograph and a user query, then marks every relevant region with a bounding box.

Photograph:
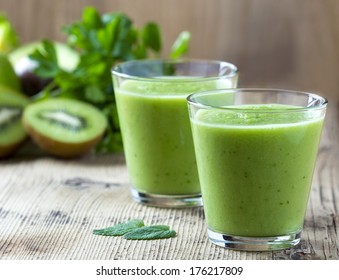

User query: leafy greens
[29,6,191,153]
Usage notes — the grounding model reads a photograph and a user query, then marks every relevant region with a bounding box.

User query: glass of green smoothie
[112,59,238,207]
[187,88,327,250]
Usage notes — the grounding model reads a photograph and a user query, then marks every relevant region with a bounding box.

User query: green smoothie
[191,104,324,236]
[115,79,235,195]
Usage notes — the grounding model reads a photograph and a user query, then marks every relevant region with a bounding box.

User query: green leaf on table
[93,219,145,236]
[123,225,177,240]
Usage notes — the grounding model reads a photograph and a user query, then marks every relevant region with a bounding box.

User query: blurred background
[1,0,338,101]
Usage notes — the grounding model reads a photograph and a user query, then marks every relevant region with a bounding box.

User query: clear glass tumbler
[112,59,238,207]
[188,88,327,250]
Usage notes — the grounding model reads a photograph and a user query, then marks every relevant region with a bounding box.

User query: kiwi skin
[0,137,27,158]
[22,122,104,158]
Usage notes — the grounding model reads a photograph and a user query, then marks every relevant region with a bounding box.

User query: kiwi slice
[22,98,107,158]
[0,86,30,158]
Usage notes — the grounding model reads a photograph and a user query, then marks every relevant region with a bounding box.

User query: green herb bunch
[30,6,190,153]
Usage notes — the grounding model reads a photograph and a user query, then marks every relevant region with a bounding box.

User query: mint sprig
[93,219,177,240]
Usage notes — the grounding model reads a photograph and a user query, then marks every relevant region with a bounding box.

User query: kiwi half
[0,86,30,158]
[22,98,107,158]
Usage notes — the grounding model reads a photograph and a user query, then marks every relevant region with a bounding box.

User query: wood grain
[0,0,338,260]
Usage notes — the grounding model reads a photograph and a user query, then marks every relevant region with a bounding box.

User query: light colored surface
[0,103,338,260]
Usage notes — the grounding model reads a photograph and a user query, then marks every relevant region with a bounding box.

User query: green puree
[115,79,233,195]
[191,105,324,236]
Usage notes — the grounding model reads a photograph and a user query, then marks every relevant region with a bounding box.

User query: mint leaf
[142,22,162,53]
[85,84,106,104]
[30,40,62,78]
[123,225,177,240]
[93,219,145,236]
[95,129,123,154]
[82,6,103,29]
[170,31,191,59]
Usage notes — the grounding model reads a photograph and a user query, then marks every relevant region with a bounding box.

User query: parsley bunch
[30,6,190,153]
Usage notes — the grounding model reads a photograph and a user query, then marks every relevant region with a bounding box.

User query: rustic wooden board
[0,103,338,260]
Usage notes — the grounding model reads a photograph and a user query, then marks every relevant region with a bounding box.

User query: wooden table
[0,103,338,260]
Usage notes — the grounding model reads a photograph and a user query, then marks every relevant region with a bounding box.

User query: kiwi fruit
[22,98,107,158]
[0,85,30,158]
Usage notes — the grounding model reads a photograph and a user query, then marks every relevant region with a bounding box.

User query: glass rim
[187,88,328,113]
[111,58,239,83]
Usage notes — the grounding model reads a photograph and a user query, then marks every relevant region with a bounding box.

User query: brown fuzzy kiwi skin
[22,119,104,158]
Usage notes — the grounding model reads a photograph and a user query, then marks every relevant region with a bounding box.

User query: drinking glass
[112,59,238,207]
[188,88,327,250]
